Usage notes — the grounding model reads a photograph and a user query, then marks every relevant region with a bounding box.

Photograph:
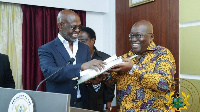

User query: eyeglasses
[129,33,152,40]
[78,38,89,43]
[61,22,82,31]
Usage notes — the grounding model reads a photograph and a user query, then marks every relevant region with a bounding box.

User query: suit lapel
[76,42,83,64]
[54,37,70,63]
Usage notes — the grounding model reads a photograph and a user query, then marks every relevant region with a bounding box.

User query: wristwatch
[105,107,112,111]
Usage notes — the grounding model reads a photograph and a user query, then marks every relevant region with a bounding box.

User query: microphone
[36,58,75,91]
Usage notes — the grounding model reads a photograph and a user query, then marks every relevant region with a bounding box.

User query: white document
[77,54,137,85]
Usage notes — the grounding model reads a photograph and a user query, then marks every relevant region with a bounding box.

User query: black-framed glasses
[61,22,82,31]
[129,33,152,40]
[78,38,89,43]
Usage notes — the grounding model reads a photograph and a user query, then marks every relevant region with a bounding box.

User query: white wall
[179,21,200,80]
[0,0,116,56]
[0,0,108,13]
[86,0,116,56]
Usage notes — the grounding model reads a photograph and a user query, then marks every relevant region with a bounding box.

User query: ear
[91,38,95,44]
[57,23,62,30]
[150,34,154,42]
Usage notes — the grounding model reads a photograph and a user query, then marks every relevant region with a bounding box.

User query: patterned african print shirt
[106,42,176,112]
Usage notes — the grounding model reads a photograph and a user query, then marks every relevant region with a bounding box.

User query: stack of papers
[77,54,137,85]
[77,54,122,85]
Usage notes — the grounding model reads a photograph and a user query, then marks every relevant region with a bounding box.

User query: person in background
[78,27,115,112]
[106,20,176,112]
[38,9,106,109]
[0,53,15,88]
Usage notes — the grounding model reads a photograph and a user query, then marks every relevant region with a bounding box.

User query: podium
[0,87,98,112]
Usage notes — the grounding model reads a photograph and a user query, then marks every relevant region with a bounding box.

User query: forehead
[79,31,89,39]
[131,24,148,33]
[62,14,81,25]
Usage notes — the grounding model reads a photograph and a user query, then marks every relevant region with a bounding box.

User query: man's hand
[81,59,106,72]
[84,72,109,85]
[110,58,134,72]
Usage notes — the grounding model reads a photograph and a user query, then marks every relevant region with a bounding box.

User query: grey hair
[57,12,62,23]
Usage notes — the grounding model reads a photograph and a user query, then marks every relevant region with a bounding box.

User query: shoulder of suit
[39,37,58,49]
[0,53,8,62]
[0,53,8,59]
[78,41,86,46]
[78,41,90,49]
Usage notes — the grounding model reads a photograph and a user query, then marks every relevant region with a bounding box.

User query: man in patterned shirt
[106,20,176,112]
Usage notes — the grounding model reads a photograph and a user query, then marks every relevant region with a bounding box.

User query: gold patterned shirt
[106,42,176,112]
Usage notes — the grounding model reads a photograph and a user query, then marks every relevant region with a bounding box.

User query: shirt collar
[146,41,157,51]
[58,33,78,45]
[57,33,78,63]
[92,46,101,59]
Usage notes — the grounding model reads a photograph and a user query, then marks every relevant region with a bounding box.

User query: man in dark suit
[78,27,114,112]
[0,53,15,88]
[38,9,105,109]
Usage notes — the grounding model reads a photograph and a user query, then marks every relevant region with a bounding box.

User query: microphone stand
[36,58,75,91]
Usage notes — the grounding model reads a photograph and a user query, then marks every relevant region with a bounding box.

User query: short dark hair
[81,27,96,40]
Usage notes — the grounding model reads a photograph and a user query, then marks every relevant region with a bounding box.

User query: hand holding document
[77,54,137,85]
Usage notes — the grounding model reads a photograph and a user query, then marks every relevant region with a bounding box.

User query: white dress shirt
[58,33,81,98]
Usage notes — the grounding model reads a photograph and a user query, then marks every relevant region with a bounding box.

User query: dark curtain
[22,5,86,91]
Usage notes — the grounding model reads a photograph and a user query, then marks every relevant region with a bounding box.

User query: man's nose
[74,27,80,32]
[131,36,138,41]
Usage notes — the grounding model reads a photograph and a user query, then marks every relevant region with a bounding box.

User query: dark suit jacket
[0,53,15,88]
[38,37,91,109]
